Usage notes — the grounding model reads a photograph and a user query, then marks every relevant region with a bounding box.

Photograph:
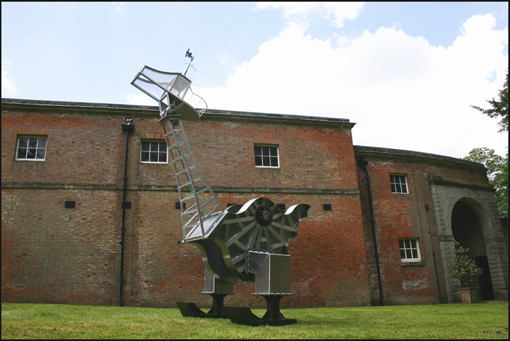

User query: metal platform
[131,65,201,121]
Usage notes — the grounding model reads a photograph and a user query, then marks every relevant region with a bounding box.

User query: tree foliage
[464,147,508,217]
[450,240,483,287]
[471,70,508,132]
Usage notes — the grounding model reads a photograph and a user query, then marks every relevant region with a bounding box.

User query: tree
[471,70,508,132]
[464,147,508,217]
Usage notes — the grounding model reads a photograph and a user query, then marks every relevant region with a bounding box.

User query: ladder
[159,113,224,240]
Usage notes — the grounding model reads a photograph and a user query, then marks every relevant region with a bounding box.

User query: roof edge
[1,98,354,128]
[353,145,486,171]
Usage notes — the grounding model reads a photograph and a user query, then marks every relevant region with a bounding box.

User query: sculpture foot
[176,294,230,319]
[224,295,296,326]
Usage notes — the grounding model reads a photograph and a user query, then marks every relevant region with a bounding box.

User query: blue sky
[2,2,508,158]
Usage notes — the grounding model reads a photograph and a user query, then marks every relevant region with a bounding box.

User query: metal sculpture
[131,51,309,325]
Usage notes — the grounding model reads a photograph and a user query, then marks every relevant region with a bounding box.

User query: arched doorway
[451,199,494,301]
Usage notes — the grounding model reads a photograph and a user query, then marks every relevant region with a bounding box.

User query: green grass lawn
[1,302,508,339]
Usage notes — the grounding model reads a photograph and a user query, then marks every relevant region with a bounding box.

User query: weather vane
[183,48,194,77]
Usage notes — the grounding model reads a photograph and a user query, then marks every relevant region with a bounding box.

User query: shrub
[451,240,483,287]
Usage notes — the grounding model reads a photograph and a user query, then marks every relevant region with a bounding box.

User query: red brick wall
[1,188,122,305]
[2,105,370,308]
[1,111,127,185]
[127,116,359,191]
[354,151,488,305]
[118,191,370,309]
[3,103,495,309]
[4,102,496,308]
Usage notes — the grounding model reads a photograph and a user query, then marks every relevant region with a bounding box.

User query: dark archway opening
[451,200,494,301]
[475,255,494,300]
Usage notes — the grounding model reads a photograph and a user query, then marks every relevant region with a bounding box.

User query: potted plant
[450,240,483,303]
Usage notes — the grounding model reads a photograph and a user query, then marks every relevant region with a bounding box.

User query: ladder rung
[169,140,187,150]
[181,187,209,202]
[183,205,219,218]
[178,177,203,190]
[184,213,200,228]
[183,197,216,215]
[202,205,222,220]
[182,207,200,215]
[173,153,192,163]
[163,127,183,135]
[176,165,196,176]
[184,224,201,237]
[182,201,221,219]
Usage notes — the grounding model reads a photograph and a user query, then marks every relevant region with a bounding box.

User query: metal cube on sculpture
[251,252,292,295]
[131,51,310,325]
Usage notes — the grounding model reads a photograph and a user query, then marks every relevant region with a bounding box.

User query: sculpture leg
[207,293,227,315]
[201,269,232,318]
[225,253,297,325]
[262,295,286,320]
[177,269,232,319]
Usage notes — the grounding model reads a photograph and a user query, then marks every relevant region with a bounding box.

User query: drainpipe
[357,158,384,305]
[120,118,134,306]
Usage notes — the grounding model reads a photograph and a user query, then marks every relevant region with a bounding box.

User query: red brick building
[1,98,508,308]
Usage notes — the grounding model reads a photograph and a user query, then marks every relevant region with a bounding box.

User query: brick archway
[429,177,508,302]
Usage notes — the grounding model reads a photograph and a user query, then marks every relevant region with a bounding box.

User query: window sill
[401,261,425,267]
[15,159,46,162]
[140,162,169,165]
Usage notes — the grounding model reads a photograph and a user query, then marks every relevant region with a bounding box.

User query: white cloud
[194,13,508,158]
[2,60,17,97]
[114,2,127,14]
[217,53,238,74]
[254,2,364,28]
[126,93,155,106]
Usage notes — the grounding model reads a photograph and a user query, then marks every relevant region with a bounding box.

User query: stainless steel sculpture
[131,51,309,325]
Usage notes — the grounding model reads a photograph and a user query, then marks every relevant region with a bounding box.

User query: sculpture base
[176,294,229,319]
[225,295,296,326]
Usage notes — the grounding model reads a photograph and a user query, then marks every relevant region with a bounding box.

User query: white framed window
[16,136,47,161]
[141,140,168,164]
[399,238,421,262]
[254,144,279,168]
[390,174,408,194]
